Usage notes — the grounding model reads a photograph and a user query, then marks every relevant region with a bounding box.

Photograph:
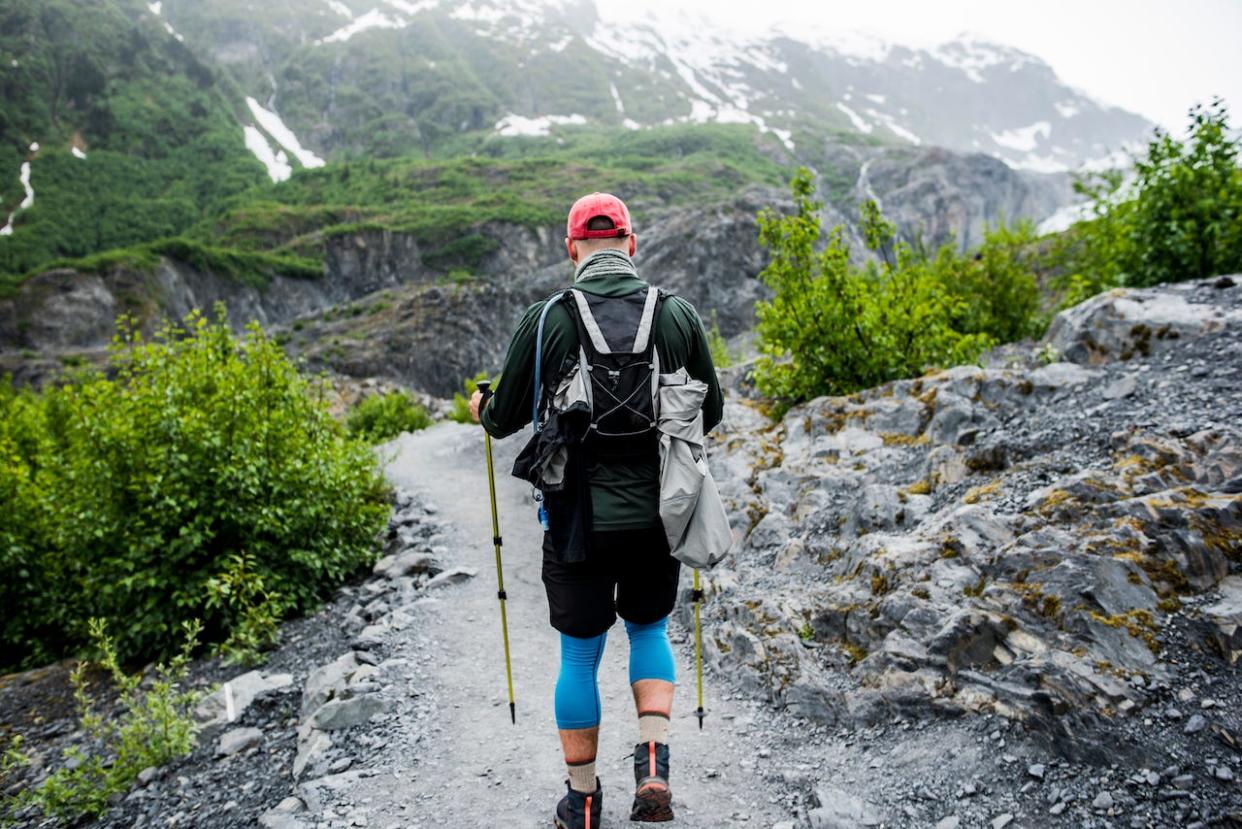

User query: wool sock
[567,759,597,794]
[638,711,670,745]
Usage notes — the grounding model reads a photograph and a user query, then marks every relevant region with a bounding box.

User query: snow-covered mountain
[155,0,1153,176]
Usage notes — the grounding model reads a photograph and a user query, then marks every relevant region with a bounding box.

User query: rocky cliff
[0,145,1067,395]
[701,276,1242,773]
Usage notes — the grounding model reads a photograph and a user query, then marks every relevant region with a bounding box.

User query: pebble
[1183,714,1207,735]
[1028,763,1045,781]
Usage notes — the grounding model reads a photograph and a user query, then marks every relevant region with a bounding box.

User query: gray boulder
[195,671,294,728]
[309,695,389,731]
[1203,576,1242,664]
[808,784,882,828]
[303,652,360,714]
[216,726,263,757]
[1044,280,1242,365]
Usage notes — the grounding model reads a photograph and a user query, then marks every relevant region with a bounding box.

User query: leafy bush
[2,620,202,823]
[346,390,434,444]
[1057,99,1242,298]
[448,371,492,424]
[752,169,1040,409]
[0,309,391,670]
[706,313,735,369]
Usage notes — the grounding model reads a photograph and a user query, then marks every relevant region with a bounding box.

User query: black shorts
[542,526,682,639]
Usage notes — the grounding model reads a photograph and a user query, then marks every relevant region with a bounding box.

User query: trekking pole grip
[477,379,493,407]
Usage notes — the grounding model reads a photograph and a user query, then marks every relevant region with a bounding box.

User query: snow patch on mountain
[990,121,1052,153]
[867,109,921,145]
[72,146,87,160]
[933,36,1036,83]
[0,160,35,237]
[384,0,439,13]
[17,163,33,209]
[318,9,407,44]
[836,102,873,134]
[245,98,326,170]
[495,113,587,137]
[1055,100,1081,119]
[244,126,292,183]
[164,21,184,42]
[147,1,162,15]
[450,3,505,24]
[1037,201,1092,235]
[325,1,353,18]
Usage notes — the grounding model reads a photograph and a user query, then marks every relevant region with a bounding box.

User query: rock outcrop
[1,153,1071,395]
[702,275,1242,760]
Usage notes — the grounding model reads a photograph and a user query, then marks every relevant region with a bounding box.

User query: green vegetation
[2,619,202,823]
[0,0,268,282]
[448,371,492,424]
[706,313,735,369]
[1055,100,1242,303]
[208,124,786,267]
[752,168,1040,409]
[0,309,390,671]
[346,390,434,444]
[1,237,322,298]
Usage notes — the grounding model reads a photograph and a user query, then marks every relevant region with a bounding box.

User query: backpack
[514,286,662,551]
[520,285,732,569]
[561,286,663,456]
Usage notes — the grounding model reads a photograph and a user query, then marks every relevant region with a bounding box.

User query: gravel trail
[353,422,797,827]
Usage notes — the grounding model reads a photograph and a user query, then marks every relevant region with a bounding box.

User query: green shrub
[933,220,1044,342]
[346,390,434,444]
[0,308,391,670]
[448,371,492,424]
[752,169,1035,409]
[1056,99,1242,299]
[2,619,202,823]
[706,313,734,369]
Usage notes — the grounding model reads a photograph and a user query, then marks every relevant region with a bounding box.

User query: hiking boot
[554,779,603,829]
[631,741,673,822]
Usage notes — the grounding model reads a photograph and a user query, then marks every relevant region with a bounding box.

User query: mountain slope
[0,0,269,280]
[152,0,1154,170]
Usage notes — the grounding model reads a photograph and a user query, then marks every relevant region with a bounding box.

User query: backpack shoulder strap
[567,288,612,356]
[632,286,661,354]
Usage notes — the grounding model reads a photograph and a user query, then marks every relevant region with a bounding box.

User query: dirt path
[348,422,797,827]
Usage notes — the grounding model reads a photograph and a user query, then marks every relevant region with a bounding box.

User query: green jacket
[481,268,724,531]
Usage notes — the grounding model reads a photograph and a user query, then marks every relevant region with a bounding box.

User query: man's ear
[566,237,578,263]
[628,234,637,257]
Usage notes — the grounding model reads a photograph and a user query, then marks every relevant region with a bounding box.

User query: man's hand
[469,390,485,424]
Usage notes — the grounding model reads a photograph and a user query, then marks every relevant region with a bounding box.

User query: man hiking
[470,192,723,827]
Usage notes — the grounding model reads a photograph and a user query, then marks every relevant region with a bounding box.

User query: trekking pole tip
[696,707,705,730]
[510,702,516,725]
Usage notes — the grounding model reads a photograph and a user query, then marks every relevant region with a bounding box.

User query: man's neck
[574,248,635,282]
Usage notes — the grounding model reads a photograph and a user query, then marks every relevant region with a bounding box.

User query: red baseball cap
[566,192,632,240]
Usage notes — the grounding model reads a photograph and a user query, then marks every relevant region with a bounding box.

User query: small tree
[1126,98,1242,287]
[752,169,1012,409]
[1060,98,1242,296]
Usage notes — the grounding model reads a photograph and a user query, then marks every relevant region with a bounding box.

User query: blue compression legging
[554,617,676,730]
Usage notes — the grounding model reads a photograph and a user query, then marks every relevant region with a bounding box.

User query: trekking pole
[692,569,706,730]
[477,381,517,725]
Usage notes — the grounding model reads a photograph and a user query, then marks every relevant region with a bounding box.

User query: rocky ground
[702,274,1242,825]
[2,276,1241,828]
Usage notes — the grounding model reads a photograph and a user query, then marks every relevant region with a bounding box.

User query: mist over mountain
[149,0,1152,173]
